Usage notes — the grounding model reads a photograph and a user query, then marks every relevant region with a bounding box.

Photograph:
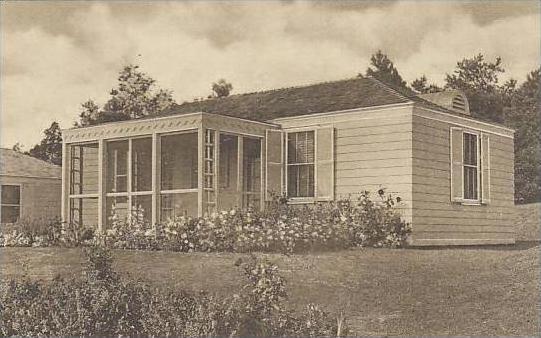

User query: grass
[1,203,539,336]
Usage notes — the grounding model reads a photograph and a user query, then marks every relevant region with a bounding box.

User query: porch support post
[237,136,244,208]
[61,142,71,224]
[214,131,220,210]
[127,138,133,218]
[97,139,106,234]
[197,125,204,217]
[260,139,265,211]
[151,132,160,228]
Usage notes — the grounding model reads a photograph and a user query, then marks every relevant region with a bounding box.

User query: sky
[1,0,540,148]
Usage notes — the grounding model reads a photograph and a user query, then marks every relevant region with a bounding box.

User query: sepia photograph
[0,0,539,336]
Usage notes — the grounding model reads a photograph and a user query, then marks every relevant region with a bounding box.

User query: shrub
[1,190,411,253]
[0,246,345,337]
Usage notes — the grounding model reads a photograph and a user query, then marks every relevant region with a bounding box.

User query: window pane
[463,133,477,165]
[1,185,20,205]
[132,195,152,226]
[287,164,314,198]
[106,196,128,227]
[70,198,98,228]
[1,206,20,223]
[132,138,152,192]
[161,133,198,190]
[288,131,314,164]
[106,140,129,193]
[464,166,478,200]
[71,143,99,194]
[160,193,198,220]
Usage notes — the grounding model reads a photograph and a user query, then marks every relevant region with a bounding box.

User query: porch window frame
[1,184,21,224]
[285,128,316,202]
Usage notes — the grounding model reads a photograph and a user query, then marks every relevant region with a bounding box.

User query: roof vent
[417,90,470,115]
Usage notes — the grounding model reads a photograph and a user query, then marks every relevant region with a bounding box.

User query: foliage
[212,78,233,98]
[504,68,541,203]
[444,54,508,123]
[362,50,410,92]
[0,246,345,337]
[75,64,175,127]
[411,75,441,94]
[0,191,410,253]
[26,121,63,165]
[102,190,410,253]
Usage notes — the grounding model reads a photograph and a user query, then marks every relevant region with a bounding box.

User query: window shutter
[316,126,334,201]
[265,129,284,201]
[450,127,464,202]
[481,133,491,204]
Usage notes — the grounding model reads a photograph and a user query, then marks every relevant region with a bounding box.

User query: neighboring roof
[0,148,61,179]
[161,76,412,122]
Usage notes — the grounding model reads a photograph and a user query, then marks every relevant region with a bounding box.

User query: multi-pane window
[463,132,479,200]
[287,131,315,198]
[1,185,21,223]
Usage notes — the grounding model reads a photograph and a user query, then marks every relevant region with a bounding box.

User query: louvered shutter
[265,129,284,201]
[316,126,335,201]
[450,127,464,202]
[481,133,491,204]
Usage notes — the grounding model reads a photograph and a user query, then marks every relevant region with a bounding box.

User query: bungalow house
[1,148,62,223]
[61,77,515,246]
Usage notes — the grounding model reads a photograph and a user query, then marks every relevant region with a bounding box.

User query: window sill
[461,200,482,206]
[287,198,316,205]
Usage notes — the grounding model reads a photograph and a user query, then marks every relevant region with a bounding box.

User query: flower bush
[0,246,345,337]
[0,190,411,252]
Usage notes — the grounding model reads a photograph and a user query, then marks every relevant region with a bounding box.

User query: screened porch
[61,113,276,232]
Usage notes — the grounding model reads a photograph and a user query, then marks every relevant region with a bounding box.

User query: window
[463,132,479,200]
[1,185,21,223]
[287,131,315,198]
[451,127,489,204]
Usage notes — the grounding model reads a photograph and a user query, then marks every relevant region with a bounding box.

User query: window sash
[462,132,480,201]
[286,131,315,198]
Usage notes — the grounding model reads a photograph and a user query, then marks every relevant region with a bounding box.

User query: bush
[0,246,345,337]
[0,190,411,253]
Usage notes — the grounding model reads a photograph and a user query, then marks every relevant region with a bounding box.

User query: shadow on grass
[411,240,540,251]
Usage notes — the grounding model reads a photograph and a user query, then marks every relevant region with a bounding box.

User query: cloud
[1,1,539,147]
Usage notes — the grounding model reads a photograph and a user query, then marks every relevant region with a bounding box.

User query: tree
[504,68,540,203]
[212,79,233,98]
[27,121,63,165]
[410,75,441,94]
[76,65,175,127]
[12,142,24,153]
[444,54,507,123]
[362,50,409,92]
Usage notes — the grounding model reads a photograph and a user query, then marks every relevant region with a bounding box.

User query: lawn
[1,203,539,336]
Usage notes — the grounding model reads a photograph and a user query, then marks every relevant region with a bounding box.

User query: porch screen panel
[106,196,128,227]
[160,193,198,220]
[70,198,98,228]
[316,126,334,201]
[106,140,129,193]
[265,130,283,201]
[161,133,198,190]
[218,134,238,210]
[132,137,152,192]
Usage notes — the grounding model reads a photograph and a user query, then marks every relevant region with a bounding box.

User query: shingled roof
[161,76,412,122]
[0,148,61,179]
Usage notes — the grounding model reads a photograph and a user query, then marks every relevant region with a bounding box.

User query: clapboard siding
[411,111,515,245]
[279,106,414,223]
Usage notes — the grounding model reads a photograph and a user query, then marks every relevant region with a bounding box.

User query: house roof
[161,76,412,122]
[0,148,61,179]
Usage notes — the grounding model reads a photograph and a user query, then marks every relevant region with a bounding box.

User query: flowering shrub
[0,246,345,337]
[0,190,411,252]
